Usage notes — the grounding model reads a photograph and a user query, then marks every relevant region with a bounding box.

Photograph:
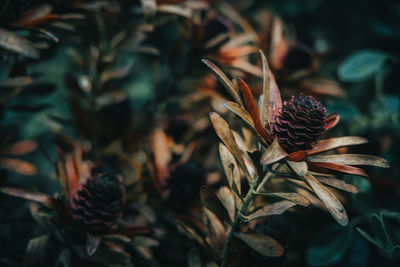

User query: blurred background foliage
[0,0,400,266]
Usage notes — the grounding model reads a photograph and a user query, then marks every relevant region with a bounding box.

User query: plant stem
[220,173,266,267]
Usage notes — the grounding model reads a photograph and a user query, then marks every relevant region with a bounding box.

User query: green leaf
[338,49,389,82]
[307,224,354,266]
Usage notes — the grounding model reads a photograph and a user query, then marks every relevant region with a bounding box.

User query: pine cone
[268,94,327,153]
[69,174,125,233]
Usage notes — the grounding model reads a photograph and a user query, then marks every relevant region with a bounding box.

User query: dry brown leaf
[303,173,348,226]
[217,186,236,222]
[255,192,311,207]
[0,28,39,59]
[219,143,241,195]
[200,186,232,223]
[286,160,308,177]
[307,136,368,155]
[210,112,252,181]
[244,200,296,222]
[0,187,54,208]
[260,139,288,165]
[0,158,36,175]
[2,140,37,155]
[234,232,284,257]
[307,154,389,168]
[314,175,358,193]
[259,50,271,126]
[202,59,243,105]
[0,77,34,87]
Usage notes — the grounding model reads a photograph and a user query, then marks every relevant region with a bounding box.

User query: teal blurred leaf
[338,50,390,82]
[306,224,354,266]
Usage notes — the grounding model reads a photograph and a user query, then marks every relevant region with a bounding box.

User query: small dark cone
[69,174,125,233]
[268,94,327,153]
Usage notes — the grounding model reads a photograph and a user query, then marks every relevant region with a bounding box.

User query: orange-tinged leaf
[300,79,345,97]
[303,173,348,226]
[238,78,271,144]
[3,140,37,155]
[202,59,242,105]
[244,200,296,222]
[151,127,171,192]
[324,112,340,131]
[0,76,34,87]
[308,162,369,178]
[0,158,36,175]
[287,150,307,162]
[269,17,288,70]
[306,136,368,156]
[224,102,268,146]
[260,139,288,165]
[210,112,252,181]
[307,154,389,168]
[234,232,284,257]
[0,187,54,208]
[200,186,232,223]
[19,14,61,28]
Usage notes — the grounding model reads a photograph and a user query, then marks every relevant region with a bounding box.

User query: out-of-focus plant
[0,143,152,265]
[181,52,390,266]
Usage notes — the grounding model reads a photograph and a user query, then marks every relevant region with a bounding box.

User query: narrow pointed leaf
[238,78,271,144]
[234,232,284,257]
[202,59,242,105]
[224,101,254,127]
[217,186,236,222]
[308,162,369,178]
[287,160,308,177]
[200,186,232,223]
[268,69,282,124]
[244,200,296,221]
[303,173,348,226]
[22,234,49,267]
[307,136,368,155]
[0,187,54,208]
[86,234,101,256]
[0,158,36,175]
[0,77,34,87]
[3,140,37,155]
[0,28,39,59]
[314,175,358,193]
[254,192,311,207]
[324,112,340,131]
[219,143,241,195]
[260,139,288,165]
[260,50,271,125]
[307,154,389,168]
[210,112,252,181]
[224,101,268,146]
[287,150,308,162]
